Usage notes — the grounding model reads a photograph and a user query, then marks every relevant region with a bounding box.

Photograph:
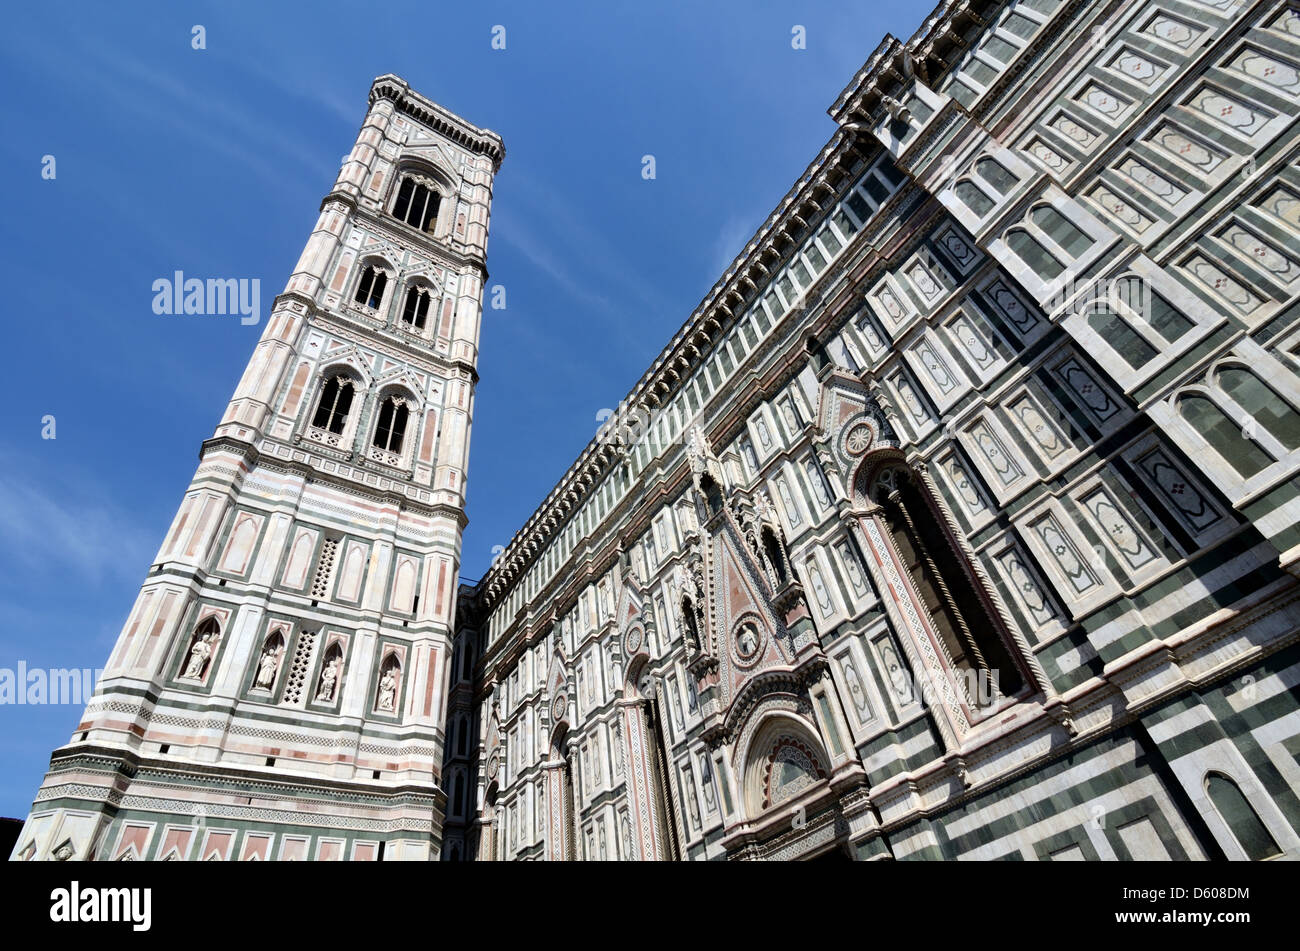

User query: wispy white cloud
[0,459,156,590]
[3,31,336,198]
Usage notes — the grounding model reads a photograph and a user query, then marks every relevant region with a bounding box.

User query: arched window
[975,157,1018,195]
[1086,305,1158,369]
[1177,394,1274,478]
[873,465,1024,700]
[311,376,355,435]
[456,714,469,757]
[1007,229,1063,280]
[1205,772,1281,860]
[401,285,433,330]
[372,394,411,454]
[1115,277,1193,343]
[1031,205,1093,258]
[1217,367,1300,452]
[955,179,994,216]
[353,265,387,309]
[392,175,441,233]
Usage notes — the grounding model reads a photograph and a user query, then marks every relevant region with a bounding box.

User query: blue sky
[0,0,937,818]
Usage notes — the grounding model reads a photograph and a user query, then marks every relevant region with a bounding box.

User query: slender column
[619,697,668,860]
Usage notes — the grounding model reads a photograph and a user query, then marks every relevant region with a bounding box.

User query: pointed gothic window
[354,266,388,309]
[873,465,1024,700]
[392,176,441,233]
[311,376,355,435]
[401,285,433,330]
[373,395,410,454]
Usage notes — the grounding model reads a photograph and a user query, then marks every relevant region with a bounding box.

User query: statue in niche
[316,656,342,702]
[736,623,759,659]
[183,633,214,680]
[598,824,607,860]
[377,667,398,712]
[255,642,283,689]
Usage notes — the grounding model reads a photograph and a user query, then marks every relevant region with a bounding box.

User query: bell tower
[11,75,503,862]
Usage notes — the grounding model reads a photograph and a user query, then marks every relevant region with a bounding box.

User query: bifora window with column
[311,375,355,434]
[391,173,442,235]
[353,264,388,310]
[306,372,360,450]
[369,391,413,468]
[400,283,434,331]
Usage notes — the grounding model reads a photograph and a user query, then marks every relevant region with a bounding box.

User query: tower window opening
[354,266,388,309]
[402,286,433,330]
[374,395,410,454]
[311,376,355,435]
[393,176,441,233]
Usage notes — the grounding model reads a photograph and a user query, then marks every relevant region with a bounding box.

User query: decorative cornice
[369,74,505,171]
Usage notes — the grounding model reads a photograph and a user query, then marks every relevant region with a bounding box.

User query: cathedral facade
[14,0,1300,862]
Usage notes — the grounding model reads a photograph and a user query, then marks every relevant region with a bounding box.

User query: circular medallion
[550,694,567,722]
[624,626,644,656]
[485,751,500,781]
[844,422,874,456]
[733,620,762,665]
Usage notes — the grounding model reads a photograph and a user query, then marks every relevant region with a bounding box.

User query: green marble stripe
[893,731,1144,858]
[1037,628,1105,694]
[1101,796,1193,861]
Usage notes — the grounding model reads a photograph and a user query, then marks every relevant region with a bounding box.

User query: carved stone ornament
[844,421,874,456]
